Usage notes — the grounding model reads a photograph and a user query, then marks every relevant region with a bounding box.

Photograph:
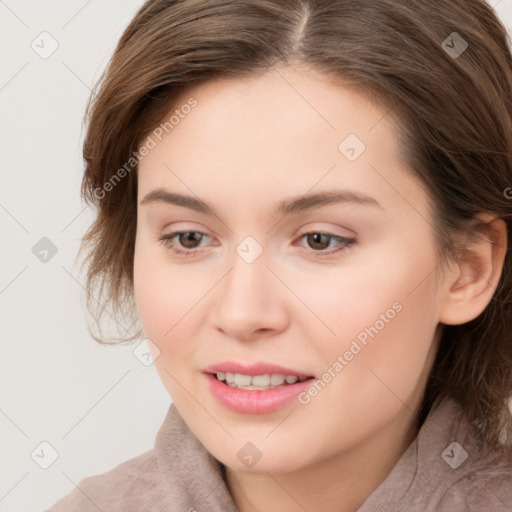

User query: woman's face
[134,65,450,474]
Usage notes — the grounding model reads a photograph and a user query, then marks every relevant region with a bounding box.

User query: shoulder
[436,463,512,511]
[412,397,512,511]
[360,397,512,512]
[46,448,171,512]
[46,402,238,512]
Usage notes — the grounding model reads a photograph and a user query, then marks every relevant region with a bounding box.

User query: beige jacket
[47,396,512,511]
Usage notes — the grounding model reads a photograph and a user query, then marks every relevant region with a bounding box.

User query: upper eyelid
[162,228,351,238]
[162,229,355,247]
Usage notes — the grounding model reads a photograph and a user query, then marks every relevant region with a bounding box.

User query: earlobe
[438,214,507,326]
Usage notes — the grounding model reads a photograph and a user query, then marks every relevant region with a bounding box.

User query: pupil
[308,233,328,250]
[180,232,200,248]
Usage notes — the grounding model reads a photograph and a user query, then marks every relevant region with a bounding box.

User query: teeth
[215,372,308,389]
[252,374,271,386]
[271,374,285,386]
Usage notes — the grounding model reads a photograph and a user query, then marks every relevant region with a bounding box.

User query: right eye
[158,231,214,257]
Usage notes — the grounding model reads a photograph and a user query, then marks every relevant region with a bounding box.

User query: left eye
[158,230,356,257]
[297,232,356,254]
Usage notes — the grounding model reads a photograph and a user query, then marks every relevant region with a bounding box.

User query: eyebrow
[139,187,382,216]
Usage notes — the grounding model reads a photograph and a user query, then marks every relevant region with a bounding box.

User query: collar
[154,396,503,511]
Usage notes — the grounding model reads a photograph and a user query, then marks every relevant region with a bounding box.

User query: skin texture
[133,65,507,512]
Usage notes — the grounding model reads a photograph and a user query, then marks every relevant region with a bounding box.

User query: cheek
[288,239,436,345]
[133,248,204,401]
[133,238,199,346]
[302,242,439,404]
[133,233,228,385]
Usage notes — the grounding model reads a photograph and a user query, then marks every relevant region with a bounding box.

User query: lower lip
[204,373,315,414]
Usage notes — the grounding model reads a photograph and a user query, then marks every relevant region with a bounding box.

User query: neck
[224,404,420,512]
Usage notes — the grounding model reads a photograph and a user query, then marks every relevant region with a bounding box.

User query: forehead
[167,66,392,155]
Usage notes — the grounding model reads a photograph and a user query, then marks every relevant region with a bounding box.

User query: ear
[439,213,508,325]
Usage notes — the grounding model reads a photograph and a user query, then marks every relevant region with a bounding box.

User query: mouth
[203,363,317,413]
[209,372,314,390]
[203,361,315,391]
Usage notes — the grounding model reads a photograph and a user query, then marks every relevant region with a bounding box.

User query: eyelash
[157,230,356,259]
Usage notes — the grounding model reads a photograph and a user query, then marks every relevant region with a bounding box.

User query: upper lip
[203,361,314,378]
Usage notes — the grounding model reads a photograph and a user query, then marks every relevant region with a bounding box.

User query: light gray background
[1,1,511,510]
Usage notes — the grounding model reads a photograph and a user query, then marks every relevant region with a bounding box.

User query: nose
[211,247,288,342]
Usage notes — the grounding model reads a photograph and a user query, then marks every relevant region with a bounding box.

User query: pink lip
[203,361,314,378]
[204,373,316,414]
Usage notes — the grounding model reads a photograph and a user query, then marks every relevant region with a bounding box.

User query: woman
[49,0,512,510]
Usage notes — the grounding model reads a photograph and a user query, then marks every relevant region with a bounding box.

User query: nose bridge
[222,237,270,311]
[213,235,286,338]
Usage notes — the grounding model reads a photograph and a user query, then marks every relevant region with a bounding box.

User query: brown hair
[78,0,512,461]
